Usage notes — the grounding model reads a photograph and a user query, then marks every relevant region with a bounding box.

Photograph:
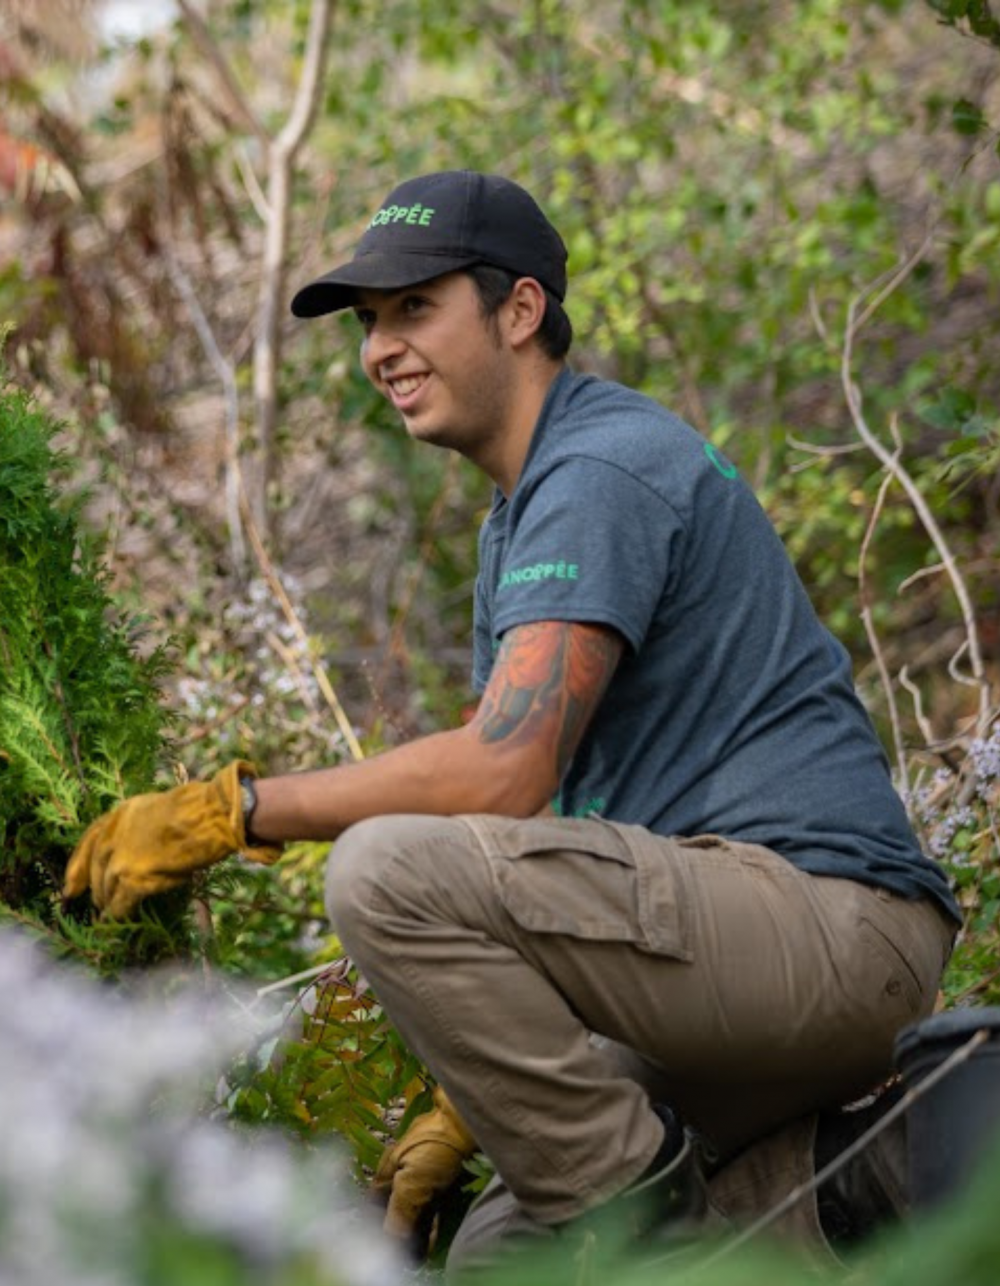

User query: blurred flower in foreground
[0,931,400,1286]
[970,727,1000,801]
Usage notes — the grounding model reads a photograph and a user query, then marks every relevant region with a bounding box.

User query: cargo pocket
[852,918,924,1020]
[468,815,692,961]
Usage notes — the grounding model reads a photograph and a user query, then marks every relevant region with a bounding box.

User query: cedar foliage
[0,364,177,944]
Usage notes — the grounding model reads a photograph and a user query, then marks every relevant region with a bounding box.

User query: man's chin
[402,415,451,448]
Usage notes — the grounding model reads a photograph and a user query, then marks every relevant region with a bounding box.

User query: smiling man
[352,273,550,489]
[65,170,959,1271]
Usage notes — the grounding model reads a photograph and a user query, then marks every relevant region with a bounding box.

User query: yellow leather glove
[63,760,282,919]
[372,1086,478,1257]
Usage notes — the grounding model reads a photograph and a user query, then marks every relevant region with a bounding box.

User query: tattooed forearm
[473,621,622,780]
[476,624,565,744]
[556,627,622,773]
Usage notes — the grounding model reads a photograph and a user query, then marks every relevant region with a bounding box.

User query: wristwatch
[238,774,259,844]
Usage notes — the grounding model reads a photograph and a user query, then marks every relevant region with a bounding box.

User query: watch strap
[238,774,259,845]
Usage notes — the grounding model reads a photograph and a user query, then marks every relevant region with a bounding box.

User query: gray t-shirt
[472,369,959,921]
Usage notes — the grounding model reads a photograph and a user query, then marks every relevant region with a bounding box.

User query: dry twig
[239,488,365,763]
[681,1027,992,1274]
[858,464,909,791]
[252,0,335,534]
[177,0,336,537]
[161,249,246,572]
[842,234,994,741]
[175,0,269,147]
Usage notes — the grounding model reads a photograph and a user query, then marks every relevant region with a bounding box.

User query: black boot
[815,1082,909,1247]
[570,1104,708,1245]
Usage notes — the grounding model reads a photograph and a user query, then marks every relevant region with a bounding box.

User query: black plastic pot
[894,1007,1000,1208]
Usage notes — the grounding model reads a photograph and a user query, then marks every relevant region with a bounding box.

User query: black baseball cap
[290,170,568,318]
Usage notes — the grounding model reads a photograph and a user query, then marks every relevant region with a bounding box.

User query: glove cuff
[214,760,283,866]
[431,1086,478,1157]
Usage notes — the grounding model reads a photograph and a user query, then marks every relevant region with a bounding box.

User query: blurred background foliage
[0,0,999,1276]
[0,0,995,731]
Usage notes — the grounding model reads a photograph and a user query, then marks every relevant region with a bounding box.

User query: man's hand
[372,1086,478,1257]
[63,760,282,919]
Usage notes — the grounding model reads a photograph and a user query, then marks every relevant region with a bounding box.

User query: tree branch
[176,0,269,149]
[275,0,335,157]
[859,464,910,792]
[161,242,247,573]
[252,0,336,536]
[176,0,335,541]
[842,234,994,739]
[238,485,364,764]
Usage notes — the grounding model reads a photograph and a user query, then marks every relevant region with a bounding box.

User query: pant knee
[324,814,456,938]
[324,815,395,934]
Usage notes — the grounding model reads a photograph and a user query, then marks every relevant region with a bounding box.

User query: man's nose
[363,323,406,371]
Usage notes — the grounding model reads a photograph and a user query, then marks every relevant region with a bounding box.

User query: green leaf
[918,387,977,430]
[952,98,986,134]
[926,0,971,20]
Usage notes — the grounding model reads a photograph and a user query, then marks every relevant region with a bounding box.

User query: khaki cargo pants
[325,814,953,1252]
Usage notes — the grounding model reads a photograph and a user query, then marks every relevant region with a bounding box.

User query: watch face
[240,777,257,817]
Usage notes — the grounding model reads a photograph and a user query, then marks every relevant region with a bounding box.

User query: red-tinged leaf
[0,130,78,202]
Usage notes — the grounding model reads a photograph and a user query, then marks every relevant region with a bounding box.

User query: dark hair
[464,264,573,361]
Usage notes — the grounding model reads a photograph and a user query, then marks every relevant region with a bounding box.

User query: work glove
[372,1085,478,1258]
[63,759,282,920]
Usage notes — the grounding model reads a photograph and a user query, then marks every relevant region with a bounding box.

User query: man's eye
[354,310,375,332]
[401,295,427,314]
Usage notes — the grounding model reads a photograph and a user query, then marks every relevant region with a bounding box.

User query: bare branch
[786,435,865,475]
[900,558,999,594]
[898,562,945,593]
[807,286,828,343]
[842,237,994,738]
[852,227,935,334]
[176,696,252,747]
[234,142,270,223]
[238,487,365,764]
[858,465,910,791]
[947,638,980,689]
[162,246,247,573]
[275,0,335,158]
[254,960,346,999]
[176,0,269,149]
[898,666,937,749]
[251,0,336,535]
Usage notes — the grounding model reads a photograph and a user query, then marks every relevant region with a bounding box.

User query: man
[65,170,959,1269]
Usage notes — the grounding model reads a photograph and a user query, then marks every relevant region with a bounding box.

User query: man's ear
[505,277,547,349]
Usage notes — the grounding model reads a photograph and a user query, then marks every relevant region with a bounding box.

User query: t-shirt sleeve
[471,568,494,693]
[491,458,683,651]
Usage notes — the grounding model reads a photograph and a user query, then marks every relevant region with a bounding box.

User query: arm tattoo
[474,621,622,780]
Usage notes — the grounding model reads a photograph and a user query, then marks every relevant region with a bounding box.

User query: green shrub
[0,364,178,955]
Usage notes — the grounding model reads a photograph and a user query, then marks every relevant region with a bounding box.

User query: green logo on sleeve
[704,442,738,479]
[552,795,607,818]
[498,561,579,592]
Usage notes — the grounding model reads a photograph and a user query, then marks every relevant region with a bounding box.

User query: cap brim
[290,250,482,318]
